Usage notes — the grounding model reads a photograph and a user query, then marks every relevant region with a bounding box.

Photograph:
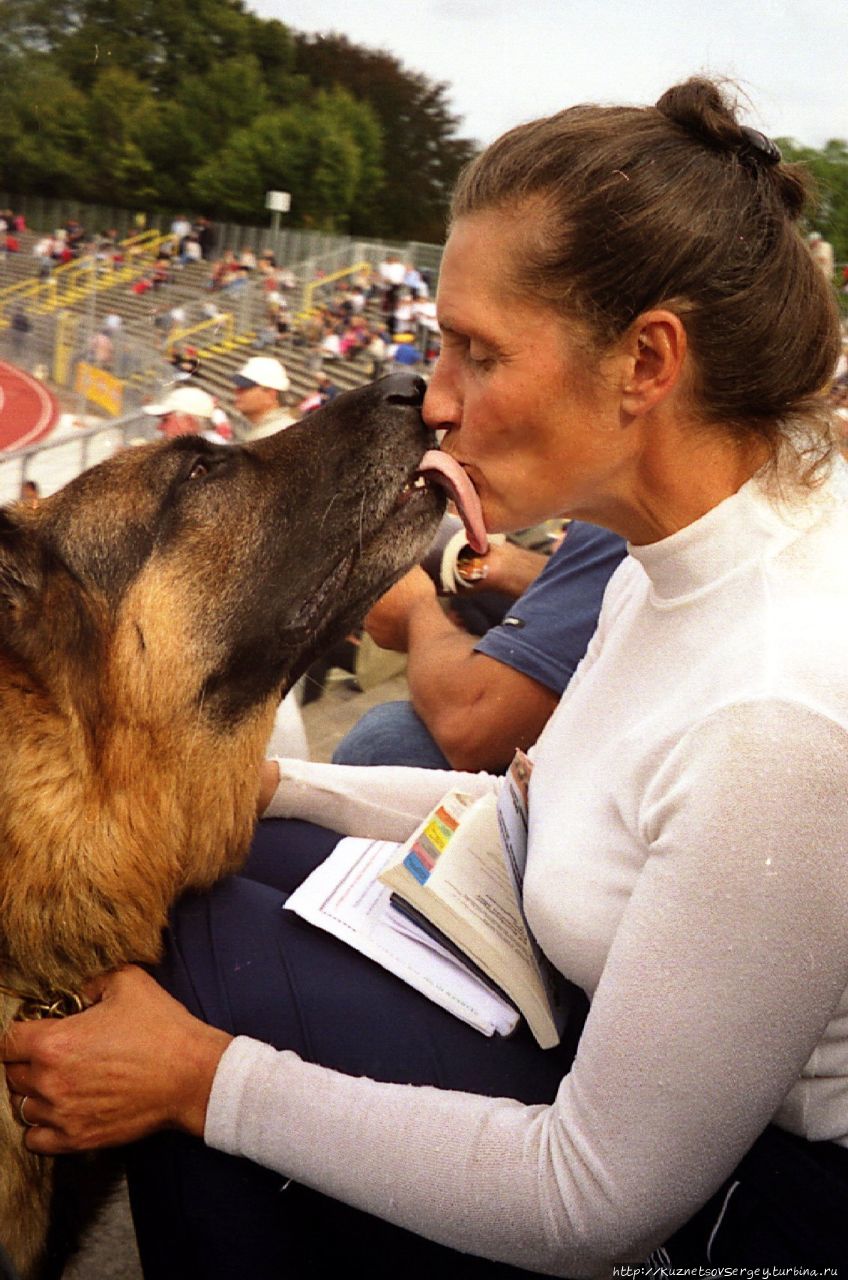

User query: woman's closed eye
[467,344,495,369]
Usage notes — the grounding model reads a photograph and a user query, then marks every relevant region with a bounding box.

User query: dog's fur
[0,375,444,1277]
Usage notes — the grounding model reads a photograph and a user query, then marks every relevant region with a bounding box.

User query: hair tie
[738,126,781,166]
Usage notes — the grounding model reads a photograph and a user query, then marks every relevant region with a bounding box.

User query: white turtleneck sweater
[205,463,848,1276]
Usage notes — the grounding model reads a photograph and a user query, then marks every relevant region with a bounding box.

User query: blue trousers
[126,819,587,1279]
[331,700,451,768]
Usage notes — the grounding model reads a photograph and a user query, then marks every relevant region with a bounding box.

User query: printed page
[379,769,566,1049]
[424,793,539,974]
[284,836,519,1038]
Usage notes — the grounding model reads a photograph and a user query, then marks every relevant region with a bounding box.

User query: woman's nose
[422,361,460,431]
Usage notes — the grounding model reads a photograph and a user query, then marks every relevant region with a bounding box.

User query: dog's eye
[186,459,210,482]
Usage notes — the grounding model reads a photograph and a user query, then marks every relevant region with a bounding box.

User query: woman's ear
[620,310,688,417]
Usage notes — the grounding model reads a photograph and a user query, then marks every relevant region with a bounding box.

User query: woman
[4,79,847,1274]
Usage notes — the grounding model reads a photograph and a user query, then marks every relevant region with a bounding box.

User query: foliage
[190,89,376,230]
[777,138,848,268]
[292,32,477,241]
[0,0,475,240]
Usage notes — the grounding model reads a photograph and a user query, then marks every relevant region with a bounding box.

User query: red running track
[0,360,60,451]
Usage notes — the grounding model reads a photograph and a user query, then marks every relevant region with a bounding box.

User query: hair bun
[655,78,742,152]
[657,77,807,219]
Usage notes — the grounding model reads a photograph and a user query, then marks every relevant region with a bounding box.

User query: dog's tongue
[418,450,488,554]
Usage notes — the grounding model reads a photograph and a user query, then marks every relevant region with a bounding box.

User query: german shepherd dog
[0,374,452,1278]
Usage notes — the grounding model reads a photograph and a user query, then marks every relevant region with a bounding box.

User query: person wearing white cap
[231,355,295,442]
[143,385,217,439]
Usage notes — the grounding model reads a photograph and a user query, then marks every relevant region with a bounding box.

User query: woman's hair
[451,78,841,473]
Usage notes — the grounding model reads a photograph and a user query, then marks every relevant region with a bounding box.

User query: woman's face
[423,211,630,534]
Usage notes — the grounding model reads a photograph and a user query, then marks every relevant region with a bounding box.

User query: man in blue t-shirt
[332,522,626,772]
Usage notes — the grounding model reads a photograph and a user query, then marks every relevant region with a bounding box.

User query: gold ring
[17,1095,36,1128]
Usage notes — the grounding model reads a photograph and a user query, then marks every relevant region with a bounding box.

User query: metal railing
[0,411,157,506]
[299,261,372,319]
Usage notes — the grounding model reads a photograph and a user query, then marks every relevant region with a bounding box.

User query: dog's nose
[379,372,426,407]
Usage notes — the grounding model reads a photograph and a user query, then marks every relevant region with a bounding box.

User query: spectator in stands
[334,522,626,771]
[142,385,216,439]
[316,373,338,404]
[403,263,426,298]
[207,398,234,444]
[63,218,86,256]
[152,256,172,289]
[193,216,215,259]
[221,265,250,294]
[182,235,202,265]
[88,330,114,369]
[170,346,200,379]
[209,250,237,291]
[320,329,342,361]
[413,296,440,365]
[232,355,294,441]
[32,235,55,277]
[339,317,368,359]
[296,375,336,415]
[808,231,835,279]
[171,214,191,255]
[365,329,389,378]
[392,337,423,368]
[378,252,405,336]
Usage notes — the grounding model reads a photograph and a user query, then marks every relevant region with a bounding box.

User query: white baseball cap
[143,386,215,418]
[233,355,290,392]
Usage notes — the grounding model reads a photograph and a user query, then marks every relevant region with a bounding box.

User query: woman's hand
[1,965,232,1154]
[257,758,281,816]
[364,566,438,652]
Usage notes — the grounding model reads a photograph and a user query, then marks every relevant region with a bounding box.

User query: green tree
[778,137,848,265]
[293,33,476,240]
[0,0,291,93]
[80,67,160,205]
[314,86,385,229]
[0,59,90,197]
[191,91,380,230]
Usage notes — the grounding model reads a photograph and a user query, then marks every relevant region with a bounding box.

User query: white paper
[284,837,520,1038]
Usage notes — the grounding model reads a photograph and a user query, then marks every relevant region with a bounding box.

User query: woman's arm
[261,757,498,842]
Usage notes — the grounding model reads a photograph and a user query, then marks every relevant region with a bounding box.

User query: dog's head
[0,374,469,982]
[3,374,448,718]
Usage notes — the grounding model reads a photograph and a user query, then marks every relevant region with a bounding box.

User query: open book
[284,753,570,1049]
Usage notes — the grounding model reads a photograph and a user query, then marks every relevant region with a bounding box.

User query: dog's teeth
[413,476,427,489]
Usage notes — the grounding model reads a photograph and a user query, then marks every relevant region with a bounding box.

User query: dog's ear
[0,509,46,621]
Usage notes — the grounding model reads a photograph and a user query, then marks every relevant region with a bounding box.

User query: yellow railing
[298,261,371,320]
[52,310,79,387]
[166,310,236,356]
[0,229,175,315]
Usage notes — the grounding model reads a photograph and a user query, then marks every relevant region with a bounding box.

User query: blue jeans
[331,700,451,769]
